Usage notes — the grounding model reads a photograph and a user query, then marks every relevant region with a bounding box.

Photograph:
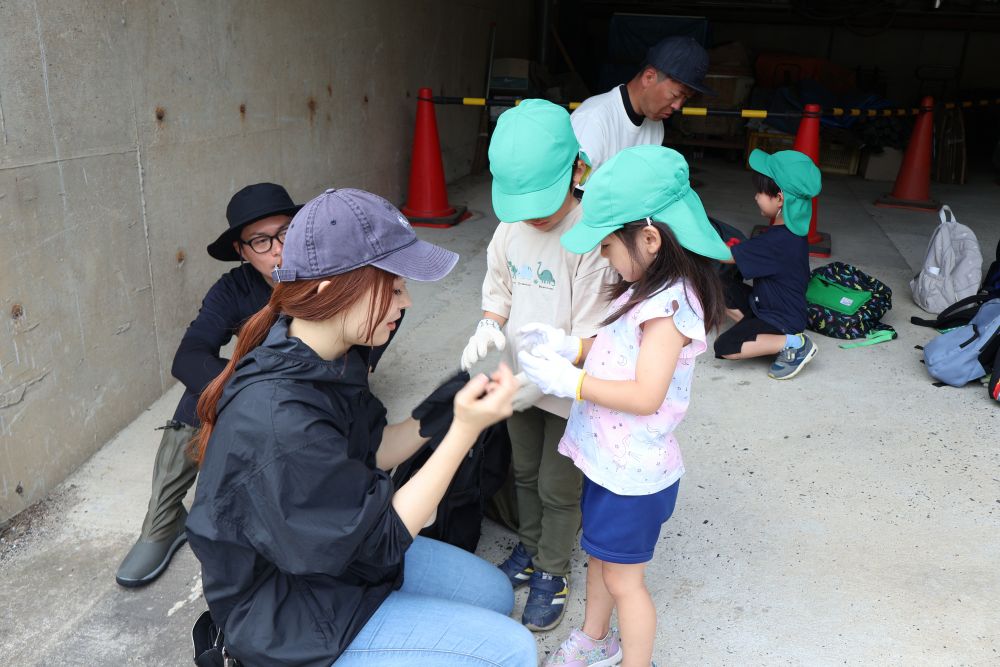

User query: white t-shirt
[482,203,616,418]
[570,85,664,182]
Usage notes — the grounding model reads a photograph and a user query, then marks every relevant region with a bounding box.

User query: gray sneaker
[115,514,187,588]
[768,335,818,380]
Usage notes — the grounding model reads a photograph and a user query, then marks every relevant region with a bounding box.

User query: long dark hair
[602,220,725,332]
[191,266,395,465]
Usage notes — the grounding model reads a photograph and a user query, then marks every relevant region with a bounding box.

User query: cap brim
[677,77,716,97]
[560,215,616,254]
[206,204,303,261]
[370,238,459,282]
[492,163,572,223]
[652,189,733,261]
[748,149,773,179]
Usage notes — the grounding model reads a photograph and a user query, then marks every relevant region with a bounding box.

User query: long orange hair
[190,266,395,465]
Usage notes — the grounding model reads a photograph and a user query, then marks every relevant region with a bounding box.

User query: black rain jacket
[186,316,413,666]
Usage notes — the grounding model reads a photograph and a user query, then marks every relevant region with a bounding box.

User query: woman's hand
[451,363,517,435]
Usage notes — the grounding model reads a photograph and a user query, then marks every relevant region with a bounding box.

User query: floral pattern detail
[558,281,706,495]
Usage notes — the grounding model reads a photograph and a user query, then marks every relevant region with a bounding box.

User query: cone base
[751,225,831,258]
[407,205,470,228]
[874,195,940,212]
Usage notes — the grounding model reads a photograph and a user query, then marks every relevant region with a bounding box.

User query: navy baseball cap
[644,36,715,96]
[272,188,458,283]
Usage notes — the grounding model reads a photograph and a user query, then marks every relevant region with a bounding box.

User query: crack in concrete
[0,371,50,410]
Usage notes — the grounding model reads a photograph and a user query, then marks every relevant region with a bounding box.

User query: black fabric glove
[411,370,470,439]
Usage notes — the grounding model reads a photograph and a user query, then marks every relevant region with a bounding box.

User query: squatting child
[714,149,822,379]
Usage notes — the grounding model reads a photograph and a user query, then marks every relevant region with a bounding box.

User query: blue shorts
[580,477,680,564]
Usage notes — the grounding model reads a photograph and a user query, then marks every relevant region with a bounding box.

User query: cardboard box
[860,148,903,181]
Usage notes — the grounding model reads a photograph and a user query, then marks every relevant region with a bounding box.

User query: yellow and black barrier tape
[425,95,1000,119]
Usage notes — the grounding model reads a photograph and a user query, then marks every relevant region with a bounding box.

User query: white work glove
[512,372,545,412]
[460,318,506,371]
[518,323,582,363]
[517,347,585,400]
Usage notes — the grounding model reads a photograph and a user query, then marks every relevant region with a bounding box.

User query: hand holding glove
[411,370,471,438]
[518,323,582,363]
[517,347,585,400]
[460,318,506,371]
[512,372,545,412]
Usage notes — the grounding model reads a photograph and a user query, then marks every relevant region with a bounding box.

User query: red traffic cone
[875,96,939,211]
[752,104,831,257]
[401,87,469,228]
[793,104,831,257]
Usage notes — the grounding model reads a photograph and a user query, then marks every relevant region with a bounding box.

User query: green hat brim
[748,148,812,237]
[560,211,613,253]
[562,188,733,261]
[492,162,572,223]
[653,189,733,261]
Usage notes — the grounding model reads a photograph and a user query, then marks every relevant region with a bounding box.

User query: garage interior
[2,1,998,664]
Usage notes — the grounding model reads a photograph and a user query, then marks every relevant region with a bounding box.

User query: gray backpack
[910,205,983,314]
[923,299,1000,387]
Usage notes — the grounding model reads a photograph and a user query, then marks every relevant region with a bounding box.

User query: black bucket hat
[207,183,303,261]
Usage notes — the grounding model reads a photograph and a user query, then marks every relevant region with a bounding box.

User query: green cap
[748,149,822,237]
[563,145,733,261]
[489,99,583,223]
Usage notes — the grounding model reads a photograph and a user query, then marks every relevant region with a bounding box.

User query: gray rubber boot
[116,422,198,588]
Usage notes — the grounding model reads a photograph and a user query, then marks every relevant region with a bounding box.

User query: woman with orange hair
[186,188,536,667]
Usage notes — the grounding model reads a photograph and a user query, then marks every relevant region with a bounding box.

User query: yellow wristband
[573,339,583,365]
[574,371,586,401]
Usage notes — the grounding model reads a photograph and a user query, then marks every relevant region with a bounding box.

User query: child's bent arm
[580,336,596,360]
[580,317,686,416]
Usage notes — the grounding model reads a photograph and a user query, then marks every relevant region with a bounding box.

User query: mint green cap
[563,145,733,261]
[748,149,822,237]
[489,99,583,223]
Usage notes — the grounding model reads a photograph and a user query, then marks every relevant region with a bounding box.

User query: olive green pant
[140,422,199,541]
[506,407,581,576]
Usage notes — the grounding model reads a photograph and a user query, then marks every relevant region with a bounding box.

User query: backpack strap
[910,293,992,329]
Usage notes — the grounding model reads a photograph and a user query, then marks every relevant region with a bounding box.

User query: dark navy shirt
[731,225,809,334]
[171,263,270,425]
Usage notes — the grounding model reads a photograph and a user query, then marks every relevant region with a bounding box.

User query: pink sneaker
[544,628,623,666]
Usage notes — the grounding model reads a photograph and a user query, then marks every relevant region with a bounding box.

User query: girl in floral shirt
[518,146,730,667]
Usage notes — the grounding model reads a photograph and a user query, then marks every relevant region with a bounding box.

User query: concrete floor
[2,158,998,666]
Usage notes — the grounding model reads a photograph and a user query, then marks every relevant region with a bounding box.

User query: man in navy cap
[571,36,713,186]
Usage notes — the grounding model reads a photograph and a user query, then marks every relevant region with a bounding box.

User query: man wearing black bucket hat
[115,183,303,587]
[571,35,713,188]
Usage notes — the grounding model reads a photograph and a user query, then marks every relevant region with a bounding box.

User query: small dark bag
[192,610,240,667]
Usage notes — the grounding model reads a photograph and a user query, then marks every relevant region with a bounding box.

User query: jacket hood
[217,316,370,415]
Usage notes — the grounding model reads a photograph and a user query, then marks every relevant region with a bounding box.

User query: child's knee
[601,562,646,597]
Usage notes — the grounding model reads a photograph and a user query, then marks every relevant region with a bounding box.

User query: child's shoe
[544,628,623,666]
[768,334,817,380]
[523,570,569,631]
[498,542,535,588]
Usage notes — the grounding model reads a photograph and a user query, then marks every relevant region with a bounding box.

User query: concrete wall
[0,0,530,523]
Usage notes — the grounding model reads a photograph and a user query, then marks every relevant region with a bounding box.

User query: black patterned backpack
[806,262,894,339]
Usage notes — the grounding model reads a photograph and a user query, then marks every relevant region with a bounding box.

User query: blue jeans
[335,537,537,666]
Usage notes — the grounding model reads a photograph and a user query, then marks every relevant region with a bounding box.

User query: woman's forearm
[391,423,478,536]
[376,418,428,470]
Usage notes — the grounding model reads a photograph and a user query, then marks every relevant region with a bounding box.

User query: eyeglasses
[240,226,288,254]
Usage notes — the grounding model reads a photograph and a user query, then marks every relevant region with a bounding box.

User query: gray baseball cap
[272,188,459,283]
